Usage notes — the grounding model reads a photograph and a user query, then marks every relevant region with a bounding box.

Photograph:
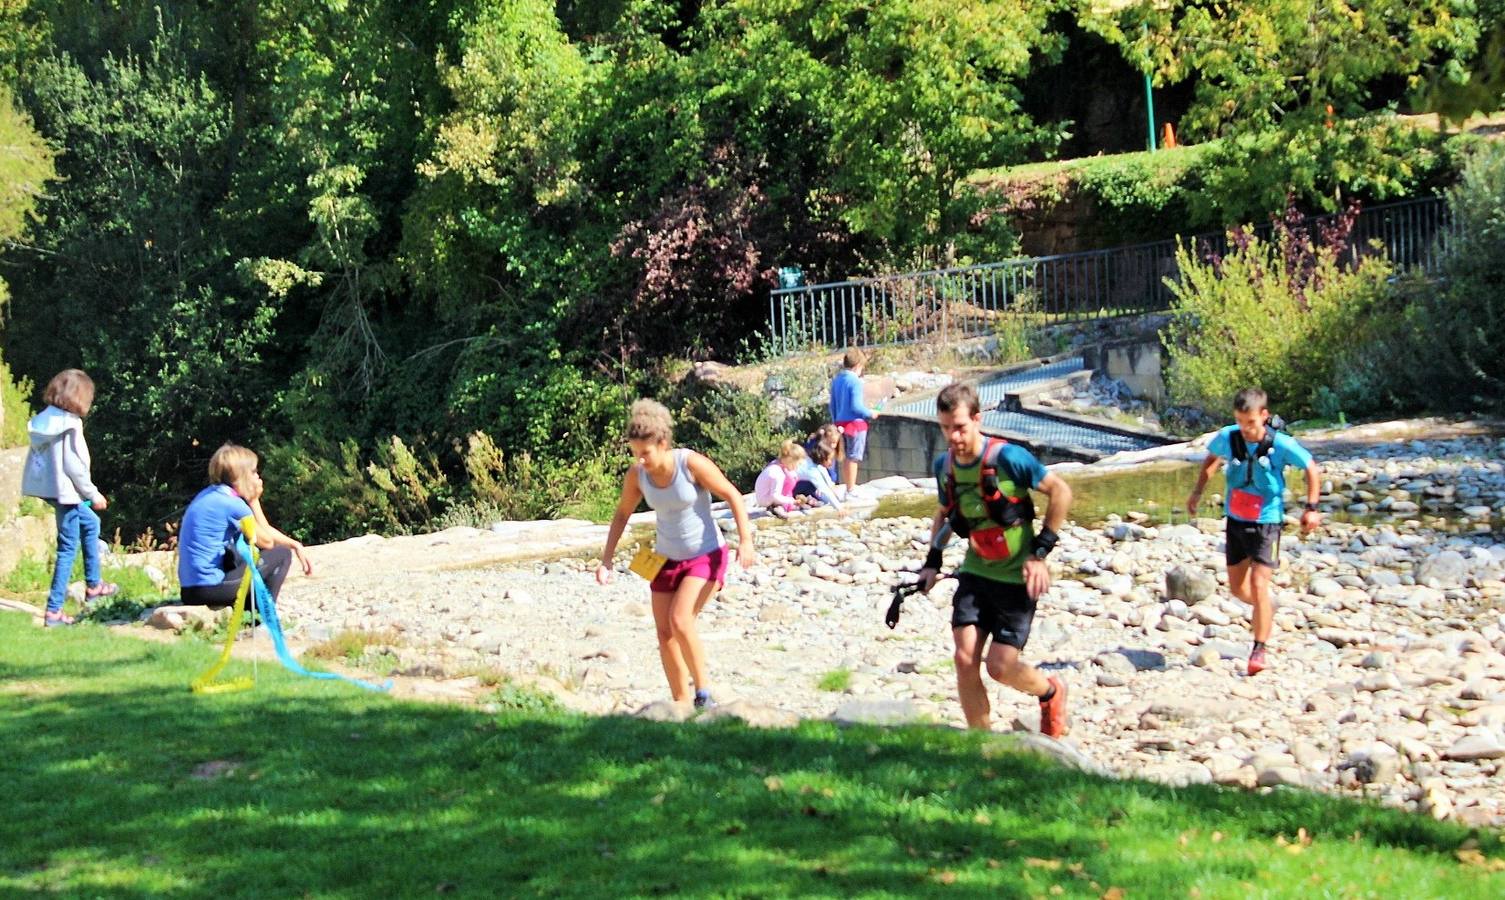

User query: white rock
[1443,733,1505,761]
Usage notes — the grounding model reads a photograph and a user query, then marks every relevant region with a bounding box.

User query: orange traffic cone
[1160,122,1178,149]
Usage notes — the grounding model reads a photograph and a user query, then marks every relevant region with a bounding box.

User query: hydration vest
[1227,415,1284,487]
[943,436,1035,539]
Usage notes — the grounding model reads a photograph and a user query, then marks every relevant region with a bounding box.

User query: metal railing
[764,195,1455,356]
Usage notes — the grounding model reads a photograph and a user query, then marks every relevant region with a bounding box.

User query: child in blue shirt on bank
[829,348,878,495]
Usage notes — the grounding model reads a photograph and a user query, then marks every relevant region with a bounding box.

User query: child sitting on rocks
[756,441,818,518]
[793,431,845,515]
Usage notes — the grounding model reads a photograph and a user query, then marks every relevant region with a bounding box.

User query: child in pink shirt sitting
[755,441,814,518]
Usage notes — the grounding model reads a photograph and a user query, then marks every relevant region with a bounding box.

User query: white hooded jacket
[21,405,103,506]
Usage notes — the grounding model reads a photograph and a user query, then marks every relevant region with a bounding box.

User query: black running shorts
[1225,519,1283,568]
[950,573,1037,650]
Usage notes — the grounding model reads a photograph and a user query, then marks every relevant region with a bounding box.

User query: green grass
[818,668,853,692]
[2,612,1502,897]
[2,552,173,611]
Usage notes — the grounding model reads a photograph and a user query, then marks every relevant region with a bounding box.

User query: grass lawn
[2,612,1501,898]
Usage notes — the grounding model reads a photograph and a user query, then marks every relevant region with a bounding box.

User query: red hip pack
[969,526,1012,561]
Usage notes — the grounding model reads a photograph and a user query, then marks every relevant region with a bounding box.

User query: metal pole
[1143,25,1157,152]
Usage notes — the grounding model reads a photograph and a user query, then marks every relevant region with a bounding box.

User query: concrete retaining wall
[1082,338,1166,403]
[864,414,1104,480]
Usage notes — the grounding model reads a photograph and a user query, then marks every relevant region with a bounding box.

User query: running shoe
[1247,646,1267,676]
[1039,676,1068,738]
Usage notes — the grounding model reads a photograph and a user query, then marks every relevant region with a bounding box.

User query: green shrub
[968,129,1476,252]
[1185,121,1469,229]
[670,381,792,491]
[2,553,172,608]
[366,435,449,526]
[1409,143,1505,409]
[262,437,404,543]
[0,349,31,449]
[1162,205,1397,417]
[441,431,622,525]
[305,628,404,664]
[488,681,563,715]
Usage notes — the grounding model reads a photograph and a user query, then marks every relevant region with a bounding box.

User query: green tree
[1418,0,1505,124]
[1414,143,1505,407]
[2,25,275,522]
[704,0,1060,254]
[1087,0,1481,218]
[400,0,628,459]
[0,90,54,445]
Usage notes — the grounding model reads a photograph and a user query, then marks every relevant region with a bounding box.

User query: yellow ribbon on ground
[190,515,259,695]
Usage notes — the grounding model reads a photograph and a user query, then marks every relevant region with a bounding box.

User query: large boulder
[831,699,932,726]
[1416,550,1469,587]
[1165,565,1218,604]
[697,701,800,729]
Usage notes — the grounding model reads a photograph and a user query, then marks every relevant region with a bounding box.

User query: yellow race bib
[628,545,668,581]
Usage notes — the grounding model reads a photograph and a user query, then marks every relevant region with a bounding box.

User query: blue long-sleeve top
[829,370,876,423]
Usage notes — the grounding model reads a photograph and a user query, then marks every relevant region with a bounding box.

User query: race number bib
[1229,488,1264,521]
[628,546,668,581]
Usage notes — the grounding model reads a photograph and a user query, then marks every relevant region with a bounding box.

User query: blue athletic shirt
[178,485,254,588]
[1208,426,1314,524]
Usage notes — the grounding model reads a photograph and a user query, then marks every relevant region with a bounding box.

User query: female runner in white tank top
[597,400,757,709]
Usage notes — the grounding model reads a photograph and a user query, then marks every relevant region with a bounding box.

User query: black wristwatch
[1303,501,1319,512]
[1031,527,1059,560]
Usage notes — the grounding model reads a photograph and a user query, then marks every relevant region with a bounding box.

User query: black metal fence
[764,195,1455,356]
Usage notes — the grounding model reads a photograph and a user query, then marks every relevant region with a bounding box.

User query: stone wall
[0,447,55,578]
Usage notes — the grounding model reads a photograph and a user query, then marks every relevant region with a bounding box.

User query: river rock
[1344,743,1401,784]
[832,699,930,726]
[634,700,692,723]
[1417,550,1469,587]
[1443,733,1505,761]
[1165,566,1217,604]
[697,701,800,729]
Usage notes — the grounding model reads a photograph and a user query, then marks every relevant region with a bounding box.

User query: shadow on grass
[1,616,1500,897]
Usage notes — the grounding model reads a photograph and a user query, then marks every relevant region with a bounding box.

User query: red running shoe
[1039,676,1069,738]
[1247,646,1268,676]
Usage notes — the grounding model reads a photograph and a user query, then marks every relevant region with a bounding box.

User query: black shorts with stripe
[1225,519,1282,568]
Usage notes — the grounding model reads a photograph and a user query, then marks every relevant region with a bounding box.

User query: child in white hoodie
[22,369,116,627]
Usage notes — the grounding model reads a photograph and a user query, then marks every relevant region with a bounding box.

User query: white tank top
[636,449,724,560]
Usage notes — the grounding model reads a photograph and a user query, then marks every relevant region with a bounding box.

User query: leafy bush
[670,380,794,491]
[488,681,563,715]
[2,553,170,608]
[365,436,448,527]
[261,438,404,543]
[1408,143,1505,409]
[446,431,621,525]
[817,669,852,692]
[970,129,1476,253]
[0,351,30,448]
[1187,121,1471,229]
[1162,202,1398,417]
[305,628,404,665]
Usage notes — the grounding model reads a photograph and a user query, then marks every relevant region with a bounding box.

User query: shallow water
[871,460,1501,533]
